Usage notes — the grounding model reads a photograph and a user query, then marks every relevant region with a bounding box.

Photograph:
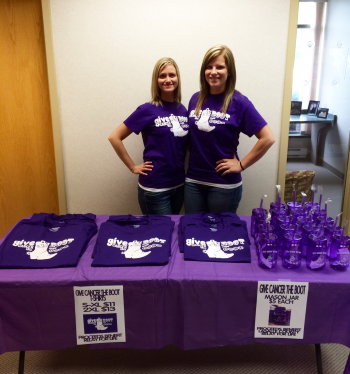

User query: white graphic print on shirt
[186,238,245,258]
[107,237,166,259]
[195,108,215,132]
[154,115,188,137]
[169,114,188,137]
[123,240,150,258]
[190,109,231,132]
[12,239,75,260]
[204,240,233,258]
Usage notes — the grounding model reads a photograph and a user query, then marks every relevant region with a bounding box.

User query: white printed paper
[254,281,309,339]
[74,285,125,345]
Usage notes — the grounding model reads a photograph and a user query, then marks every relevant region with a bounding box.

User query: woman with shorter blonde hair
[109,57,188,214]
[185,45,275,214]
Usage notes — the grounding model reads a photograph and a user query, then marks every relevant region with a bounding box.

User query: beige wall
[49,0,291,215]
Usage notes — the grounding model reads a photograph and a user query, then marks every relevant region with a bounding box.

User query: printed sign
[74,285,125,345]
[254,281,309,339]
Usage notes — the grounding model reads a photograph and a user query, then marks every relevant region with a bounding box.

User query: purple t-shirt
[179,212,250,253]
[178,212,250,252]
[92,215,175,266]
[124,101,188,189]
[187,91,267,185]
[183,219,251,263]
[0,213,97,269]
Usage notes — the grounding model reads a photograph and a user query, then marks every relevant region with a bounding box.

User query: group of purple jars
[251,201,349,271]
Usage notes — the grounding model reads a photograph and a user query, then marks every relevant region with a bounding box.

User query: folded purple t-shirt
[183,218,251,263]
[187,91,267,185]
[92,215,175,266]
[124,101,188,189]
[0,213,97,268]
[179,212,250,253]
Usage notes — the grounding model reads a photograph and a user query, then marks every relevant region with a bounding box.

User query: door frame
[276,0,299,197]
[42,0,67,214]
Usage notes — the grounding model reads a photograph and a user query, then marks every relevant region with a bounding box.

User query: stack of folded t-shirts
[92,215,175,266]
[0,213,97,268]
[178,212,251,263]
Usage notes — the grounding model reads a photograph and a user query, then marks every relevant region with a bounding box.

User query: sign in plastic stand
[254,281,309,339]
[74,285,125,345]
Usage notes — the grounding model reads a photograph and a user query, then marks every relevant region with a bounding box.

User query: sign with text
[254,281,309,339]
[74,285,125,345]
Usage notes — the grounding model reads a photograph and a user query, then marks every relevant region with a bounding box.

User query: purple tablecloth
[1,216,350,372]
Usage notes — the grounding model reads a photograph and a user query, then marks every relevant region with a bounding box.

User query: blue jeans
[184,182,242,214]
[138,185,184,215]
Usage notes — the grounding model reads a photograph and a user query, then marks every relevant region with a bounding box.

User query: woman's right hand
[131,161,153,175]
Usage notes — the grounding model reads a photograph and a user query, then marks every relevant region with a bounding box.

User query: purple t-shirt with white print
[178,212,250,253]
[183,219,251,263]
[124,101,188,189]
[187,91,267,185]
[92,215,174,266]
[0,213,97,269]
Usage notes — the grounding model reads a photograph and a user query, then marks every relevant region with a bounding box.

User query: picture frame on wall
[307,100,320,115]
[291,101,302,116]
[317,108,329,119]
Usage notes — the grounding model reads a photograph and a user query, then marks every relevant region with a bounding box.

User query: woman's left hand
[215,155,241,175]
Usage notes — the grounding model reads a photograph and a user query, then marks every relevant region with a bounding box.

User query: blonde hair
[150,57,181,106]
[195,45,237,116]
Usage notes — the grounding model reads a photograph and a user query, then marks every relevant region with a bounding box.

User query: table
[1,215,350,373]
[290,114,335,125]
[289,114,336,164]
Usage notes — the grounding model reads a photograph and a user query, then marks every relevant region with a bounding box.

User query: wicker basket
[284,170,316,203]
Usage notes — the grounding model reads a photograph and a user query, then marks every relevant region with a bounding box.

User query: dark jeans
[184,182,242,214]
[138,185,184,215]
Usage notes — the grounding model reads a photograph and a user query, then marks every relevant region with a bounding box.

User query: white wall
[318,0,350,177]
[50,0,291,215]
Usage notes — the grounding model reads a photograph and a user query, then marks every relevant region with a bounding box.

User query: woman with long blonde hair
[108,57,188,214]
[185,45,275,213]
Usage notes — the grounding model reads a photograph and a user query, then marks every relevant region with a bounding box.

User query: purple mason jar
[270,202,287,213]
[255,224,275,255]
[282,233,302,269]
[255,223,273,245]
[251,208,267,237]
[301,223,317,258]
[276,215,291,238]
[290,209,307,226]
[306,235,328,270]
[278,224,296,256]
[317,216,335,226]
[287,202,302,216]
[329,235,350,270]
[271,208,286,230]
[314,209,327,224]
[296,215,308,235]
[258,233,278,269]
[324,225,342,256]
[304,202,320,213]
